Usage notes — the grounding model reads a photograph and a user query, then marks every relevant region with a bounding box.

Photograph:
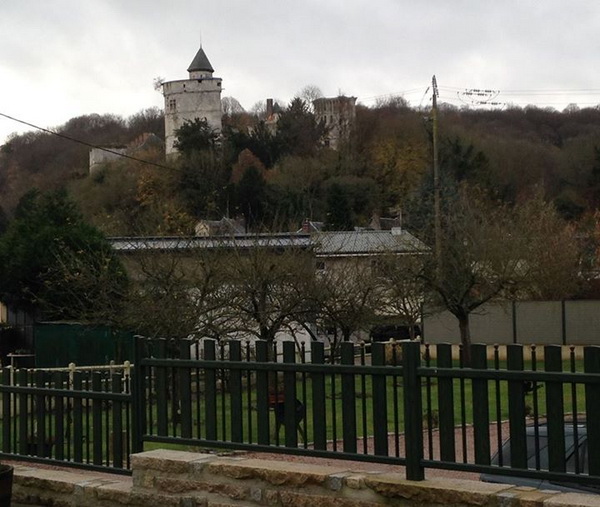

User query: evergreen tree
[325,184,353,231]
[0,190,127,321]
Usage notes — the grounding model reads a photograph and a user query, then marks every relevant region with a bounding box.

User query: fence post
[403,340,424,480]
[111,373,124,469]
[311,341,327,450]
[584,346,600,476]
[371,342,388,457]
[1,369,11,454]
[92,372,103,466]
[341,342,357,453]
[545,345,565,473]
[131,336,146,454]
[436,343,455,462]
[179,339,192,439]
[471,344,490,465]
[282,341,298,448]
[229,340,243,443]
[204,340,218,441]
[507,344,527,469]
[255,341,270,445]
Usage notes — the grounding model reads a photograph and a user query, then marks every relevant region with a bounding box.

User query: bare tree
[421,186,581,361]
[312,257,380,356]
[120,245,234,340]
[218,240,316,349]
[374,253,429,340]
[296,85,324,113]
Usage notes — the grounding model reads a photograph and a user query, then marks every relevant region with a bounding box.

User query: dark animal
[523,381,543,395]
[273,398,306,440]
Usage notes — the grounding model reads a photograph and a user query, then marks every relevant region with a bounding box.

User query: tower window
[168,99,177,112]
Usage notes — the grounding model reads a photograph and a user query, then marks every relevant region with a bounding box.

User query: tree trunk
[458,313,472,366]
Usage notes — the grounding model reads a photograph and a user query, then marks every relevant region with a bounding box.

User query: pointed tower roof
[187,47,214,73]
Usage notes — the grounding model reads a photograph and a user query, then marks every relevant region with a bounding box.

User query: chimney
[266,98,274,118]
[302,219,310,233]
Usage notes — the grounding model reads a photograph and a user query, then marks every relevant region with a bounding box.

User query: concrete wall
[423,300,600,346]
[13,449,599,506]
[515,301,563,345]
[565,300,600,344]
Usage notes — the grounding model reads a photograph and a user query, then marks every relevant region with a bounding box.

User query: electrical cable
[0,111,176,171]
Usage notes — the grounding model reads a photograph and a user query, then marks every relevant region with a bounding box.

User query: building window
[168,99,177,112]
[316,261,326,271]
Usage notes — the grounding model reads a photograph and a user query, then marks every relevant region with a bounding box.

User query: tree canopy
[0,190,127,322]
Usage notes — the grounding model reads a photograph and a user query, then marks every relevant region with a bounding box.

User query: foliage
[217,243,316,344]
[235,165,267,229]
[176,149,230,221]
[374,253,430,336]
[420,185,582,357]
[0,190,127,321]
[312,257,380,352]
[325,183,353,231]
[173,118,219,154]
[276,98,328,158]
[121,248,230,340]
[0,205,7,236]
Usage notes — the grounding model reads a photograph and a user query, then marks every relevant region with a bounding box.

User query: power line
[0,111,176,171]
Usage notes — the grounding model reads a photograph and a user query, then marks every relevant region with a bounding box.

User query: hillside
[2,101,600,236]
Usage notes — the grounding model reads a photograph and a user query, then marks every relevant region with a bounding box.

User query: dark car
[481,423,599,494]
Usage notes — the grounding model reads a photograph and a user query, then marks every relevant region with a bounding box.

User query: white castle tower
[162,46,223,155]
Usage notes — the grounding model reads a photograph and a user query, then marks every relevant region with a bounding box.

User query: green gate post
[584,346,600,476]
[341,342,357,454]
[471,344,490,465]
[403,340,424,480]
[436,343,455,462]
[178,339,193,439]
[256,341,270,445]
[545,345,566,473]
[131,336,147,454]
[282,341,298,448]
[507,344,527,469]
[371,343,388,457]
[2,369,11,454]
[229,340,244,443]
[311,341,327,450]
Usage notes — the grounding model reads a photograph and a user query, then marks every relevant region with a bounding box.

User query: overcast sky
[2,0,600,145]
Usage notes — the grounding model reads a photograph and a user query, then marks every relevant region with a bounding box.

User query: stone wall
[11,449,600,506]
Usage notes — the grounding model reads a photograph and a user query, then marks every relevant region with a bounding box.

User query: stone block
[132,449,215,474]
[206,457,349,487]
[543,492,600,506]
[365,475,513,505]
[279,490,380,507]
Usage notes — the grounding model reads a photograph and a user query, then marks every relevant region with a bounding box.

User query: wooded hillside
[2,100,600,236]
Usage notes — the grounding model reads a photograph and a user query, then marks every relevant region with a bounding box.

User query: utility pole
[432,75,441,269]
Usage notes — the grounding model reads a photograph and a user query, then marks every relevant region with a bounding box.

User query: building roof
[187,47,214,73]
[313,230,427,257]
[109,230,428,256]
[110,234,311,253]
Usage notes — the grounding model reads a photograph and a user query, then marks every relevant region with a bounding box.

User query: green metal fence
[1,337,600,492]
[0,367,132,474]
[135,338,600,490]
